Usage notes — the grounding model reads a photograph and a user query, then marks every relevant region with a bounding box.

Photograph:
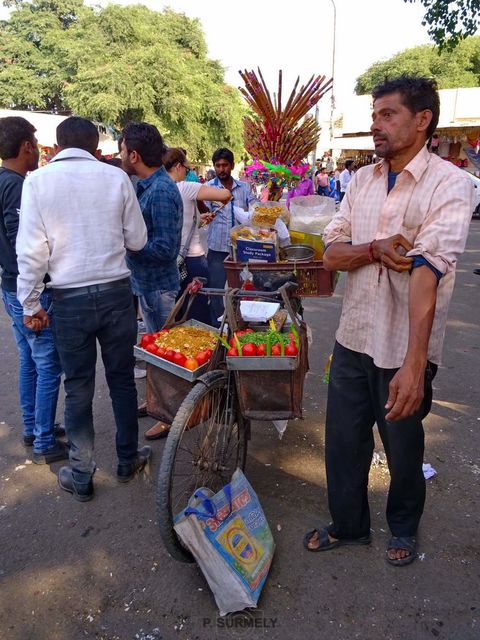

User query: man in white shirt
[16,116,150,502]
[339,160,354,201]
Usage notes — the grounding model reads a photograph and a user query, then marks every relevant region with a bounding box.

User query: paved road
[0,224,479,640]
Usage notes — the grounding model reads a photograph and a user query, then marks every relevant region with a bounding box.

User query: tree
[0,0,245,161]
[355,36,480,94]
[405,0,480,50]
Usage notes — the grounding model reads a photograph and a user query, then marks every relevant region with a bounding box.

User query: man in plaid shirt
[121,122,183,332]
[304,77,474,566]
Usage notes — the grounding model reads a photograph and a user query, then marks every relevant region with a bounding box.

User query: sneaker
[134,367,147,379]
[24,423,66,447]
[58,466,94,502]
[116,446,152,483]
[33,440,70,465]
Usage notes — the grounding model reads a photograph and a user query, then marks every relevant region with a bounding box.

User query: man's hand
[372,234,414,272]
[24,309,49,333]
[200,212,215,226]
[385,361,426,421]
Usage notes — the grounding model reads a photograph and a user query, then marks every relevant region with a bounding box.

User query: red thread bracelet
[368,240,376,263]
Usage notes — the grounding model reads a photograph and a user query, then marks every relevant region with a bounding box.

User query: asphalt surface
[0,224,479,640]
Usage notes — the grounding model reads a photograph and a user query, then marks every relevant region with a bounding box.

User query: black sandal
[303,526,371,553]
[386,536,417,566]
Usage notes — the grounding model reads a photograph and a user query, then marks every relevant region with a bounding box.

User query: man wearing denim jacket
[0,116,66,464]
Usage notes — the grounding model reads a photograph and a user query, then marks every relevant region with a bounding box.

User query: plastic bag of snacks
[250,201,290,227]
[289,195,334,234]
[174,469,275,616]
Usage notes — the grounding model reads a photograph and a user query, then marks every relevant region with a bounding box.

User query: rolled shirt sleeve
[405,174,475,275]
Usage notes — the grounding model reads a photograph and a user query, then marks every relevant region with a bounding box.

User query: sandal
[303,526,371,553]
[386,536,417,566]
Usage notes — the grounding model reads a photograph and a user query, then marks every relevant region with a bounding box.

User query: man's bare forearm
[323,242,371,271]
[404,265,438,367]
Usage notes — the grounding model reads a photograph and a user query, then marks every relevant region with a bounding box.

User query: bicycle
[156,283,306,562]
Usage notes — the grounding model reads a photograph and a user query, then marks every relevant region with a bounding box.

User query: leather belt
[52,278,130,299]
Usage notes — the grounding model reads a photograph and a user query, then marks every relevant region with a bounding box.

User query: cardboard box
[235,239,278,263]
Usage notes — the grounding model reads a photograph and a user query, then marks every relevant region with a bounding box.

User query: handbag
[177,207,198,282]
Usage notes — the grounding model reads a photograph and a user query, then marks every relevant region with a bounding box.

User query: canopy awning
[0,109,117,154]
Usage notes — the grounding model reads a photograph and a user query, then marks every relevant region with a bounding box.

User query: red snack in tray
[164,349,176,362]
[256,343,267,356]
[173,352,187,367]
[271,344,282,356]
[227,347,239,357]
[196,350,210,366]
[156,346,167,358]
[140,334,155,348]
[285,343,299,356]
[145,343,158,354]
[242,343,257,357]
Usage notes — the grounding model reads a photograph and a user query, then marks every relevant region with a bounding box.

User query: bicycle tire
[156,370,248,562]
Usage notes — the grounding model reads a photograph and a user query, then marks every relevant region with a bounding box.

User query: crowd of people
[0,115,253,499]
[0,74,476,569]
[313,159,356,202]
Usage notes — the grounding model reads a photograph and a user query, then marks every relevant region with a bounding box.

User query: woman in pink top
[286,175,314,208]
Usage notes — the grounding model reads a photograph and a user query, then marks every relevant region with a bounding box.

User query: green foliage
[404,0,480,50]
[355,36,480,94]
[0,0,245,161]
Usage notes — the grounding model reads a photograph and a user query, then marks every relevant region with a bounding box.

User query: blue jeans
[177,255,211,325]
[138,289,177,333]
[207,250,229,326]
[2,289,62,453]
[52,282,138,483]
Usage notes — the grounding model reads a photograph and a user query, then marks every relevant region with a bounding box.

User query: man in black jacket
[0,116,66,463]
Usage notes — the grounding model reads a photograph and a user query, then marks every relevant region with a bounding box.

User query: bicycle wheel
[157,369,249,562]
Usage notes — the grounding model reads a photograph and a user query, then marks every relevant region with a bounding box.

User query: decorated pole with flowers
[239,68,332,200]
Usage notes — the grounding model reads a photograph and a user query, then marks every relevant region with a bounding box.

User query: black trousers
[325,342,437,539]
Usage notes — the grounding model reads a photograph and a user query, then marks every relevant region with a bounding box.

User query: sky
[107,0,432,116]
[0,0,433,119]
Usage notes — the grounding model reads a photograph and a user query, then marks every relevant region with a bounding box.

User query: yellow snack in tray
[155,326,218,359]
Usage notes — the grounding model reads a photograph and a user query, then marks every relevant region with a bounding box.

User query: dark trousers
[325,342,437,539]
[207,249,229,326]
[52,282,139,483]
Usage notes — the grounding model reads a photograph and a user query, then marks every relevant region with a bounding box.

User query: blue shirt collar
[137,166,167,192]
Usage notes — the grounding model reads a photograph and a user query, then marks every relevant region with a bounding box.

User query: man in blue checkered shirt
[206,148,256,323]
[121,122,183,332]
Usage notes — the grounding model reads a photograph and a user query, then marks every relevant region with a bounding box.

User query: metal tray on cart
[226,354,298,370]
[134,319,220,382]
